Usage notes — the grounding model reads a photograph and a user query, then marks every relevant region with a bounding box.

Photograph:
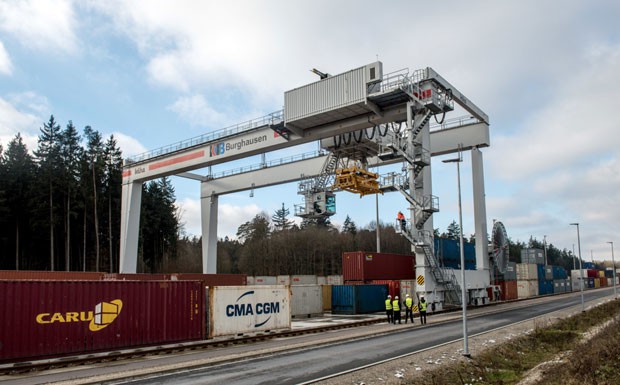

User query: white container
[571,278,585,291]
[291,275,317,285]
[254,276,277,285]
[516,263,538,280]
[284,63,381,129]
[316,276,327,285]
[517,280,538,298]
[246,276,255,285]
[399,280,415,300]
[276,275,291,285]
[291,285,323,318]
[327,275,343,285]
[208,285,291,338]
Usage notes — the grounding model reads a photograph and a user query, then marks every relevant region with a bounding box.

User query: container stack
[494,262,517,301]
[342,251,415,298]
[521,248,545,265]
[516,263,538,298]
[551,266,568,293]
[571,269,587,291]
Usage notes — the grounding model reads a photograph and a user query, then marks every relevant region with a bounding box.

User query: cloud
[175,197,262,239]
[0,40,12,75]
[112,132,148,160]
[0,0,79,54]
[0,92,50,151]
[167,94,227,128]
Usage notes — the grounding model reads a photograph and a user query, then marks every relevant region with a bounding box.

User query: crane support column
[201,192,218,273]
[471,147,489,272]
[119,181,142,273]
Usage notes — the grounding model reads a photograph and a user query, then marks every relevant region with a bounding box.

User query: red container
[0,280,205,364]
[103,273,168,280]
[342,252,415,281]
[367,280,401,298]
[600,277,608,287]
[0,270,105,280]
[500,280,518,301]
[587,269,598,278]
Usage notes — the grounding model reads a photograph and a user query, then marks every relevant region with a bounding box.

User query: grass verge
[407,298,620,385]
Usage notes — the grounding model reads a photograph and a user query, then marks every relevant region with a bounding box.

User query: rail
[125,110,284,164]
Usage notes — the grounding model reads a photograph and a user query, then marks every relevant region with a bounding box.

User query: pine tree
[59,121,82,271]
[34,115,62,270]
[342,215,357,235]
[103,135,123,272]
[446,220,461,240]
[272,203,293,231]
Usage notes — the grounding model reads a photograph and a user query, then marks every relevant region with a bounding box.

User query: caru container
[0,280,205,364]
[342,252,415,281]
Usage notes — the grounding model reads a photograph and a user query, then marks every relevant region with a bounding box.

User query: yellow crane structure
[333,166,383,197]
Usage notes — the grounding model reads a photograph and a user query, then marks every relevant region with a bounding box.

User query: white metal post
[443,152,468,357]
[608,241,617,298]
[570,223,585,312]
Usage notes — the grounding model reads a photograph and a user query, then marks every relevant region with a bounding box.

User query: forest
[0,116,582,275]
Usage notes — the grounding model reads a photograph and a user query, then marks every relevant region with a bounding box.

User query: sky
[1,1,619,263]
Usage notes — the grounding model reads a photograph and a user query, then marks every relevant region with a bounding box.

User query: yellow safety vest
[385,299,392,310]
[419,300,427,312]
[392,300,400,311]
[405,297,413,308]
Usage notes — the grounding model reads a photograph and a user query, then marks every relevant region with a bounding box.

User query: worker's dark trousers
[393,310,401,324]
[386,309,393,324]
[405,308,414,323]
[420,311,427,325]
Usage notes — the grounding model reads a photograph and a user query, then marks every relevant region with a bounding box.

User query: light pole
[572,244,576,271]
[607,241,617,298]
[543,235,548,266]
[570,223,585,312]
[443,152,469,357]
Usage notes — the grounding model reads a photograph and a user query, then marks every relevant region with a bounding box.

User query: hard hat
[406,294,410,297]
[387,295,391,298]
[395,296,399,299]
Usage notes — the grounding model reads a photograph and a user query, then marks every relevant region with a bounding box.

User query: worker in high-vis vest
[419,296,428,325]
[385,295,393,324]
[392,295,401,324]
[404,294,414,324]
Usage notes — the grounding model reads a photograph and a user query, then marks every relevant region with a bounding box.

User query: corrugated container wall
[276,275,291,285]
[291,285,323,318]
[291,275,317,285]
[169,273,247,286]
[521,248,545,265]
[342,252,415,281]
[503,262,517,281]
[0,280,205,364]
[367,280,400,299]
[322,285,332,311]
[331,284,388,314]
[208,286,290,338]
[284,63,379,128]
[399,280,415,300]
[544,266,553,281]
[516,263,538,280]
[500,280,518,300]
[327,275,343,285]
[0,270,105,280]
[517,280,538,298]
[317,276,327,285]
[254,276,277,285]
[434,238,476,270]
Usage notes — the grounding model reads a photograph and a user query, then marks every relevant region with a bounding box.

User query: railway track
[0,318,385,376]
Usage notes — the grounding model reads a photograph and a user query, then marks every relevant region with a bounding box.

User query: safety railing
[208,150,325,180]
[125,110,284,164]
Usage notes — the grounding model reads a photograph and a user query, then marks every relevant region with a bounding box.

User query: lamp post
[607,241,617,298]
[570,223,585,312]
[443,152,469,357]
[543,235,548,266]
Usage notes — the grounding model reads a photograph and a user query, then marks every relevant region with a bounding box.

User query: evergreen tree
[83,126,105,271]
[3,134,36,270]
[272,203,293,231]
[34,115,62,270]
[342,215,357,235]
[103,135,123,272]
[59,121,82,271]
[445,220,461,240]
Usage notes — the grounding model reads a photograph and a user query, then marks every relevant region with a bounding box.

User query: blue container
[434,238,476,270]
[583,262,595,269]
[552,266,567,279]
[587,278,595,288]
[538,280,553,295]
[331,284,388,314]
[537,265,545,281]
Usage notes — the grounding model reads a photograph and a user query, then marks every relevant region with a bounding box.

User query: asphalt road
[117,288,614,385]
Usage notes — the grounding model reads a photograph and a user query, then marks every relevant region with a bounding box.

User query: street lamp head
[570,223,579,226]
